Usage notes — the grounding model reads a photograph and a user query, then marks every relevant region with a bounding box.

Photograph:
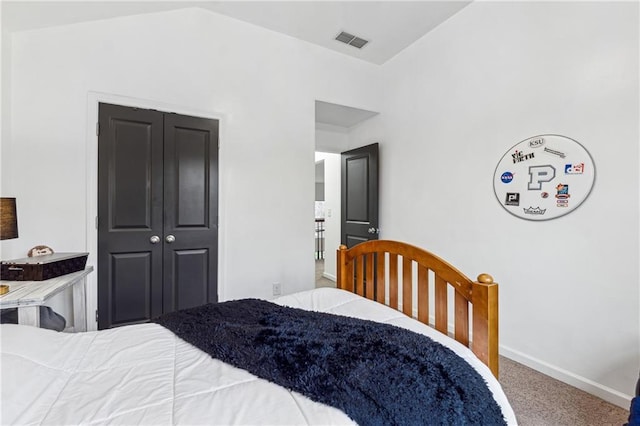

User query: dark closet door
[98,104,218,329]
[163,114,218,312]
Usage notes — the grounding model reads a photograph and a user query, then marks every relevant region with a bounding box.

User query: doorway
[97,103,219,329]
[315,153,339,288]
[314,100,379,288]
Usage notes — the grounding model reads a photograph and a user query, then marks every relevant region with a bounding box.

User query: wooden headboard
[336,240,499,378]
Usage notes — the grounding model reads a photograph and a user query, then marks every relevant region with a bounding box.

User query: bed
[0,240,516,425]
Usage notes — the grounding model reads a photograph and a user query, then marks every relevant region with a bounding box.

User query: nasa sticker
[493,134,595,221]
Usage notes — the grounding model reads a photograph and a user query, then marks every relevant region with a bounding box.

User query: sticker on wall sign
[493,135,595,221]
[500,172,514,183]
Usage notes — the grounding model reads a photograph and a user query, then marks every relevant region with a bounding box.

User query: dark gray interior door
[98,103,218,329]
[98,104,164,329]
[341,143,379,248]
[163,114,218,312]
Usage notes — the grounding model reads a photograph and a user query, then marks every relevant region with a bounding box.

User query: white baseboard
[500,345,632,409]
[322,272,336,282]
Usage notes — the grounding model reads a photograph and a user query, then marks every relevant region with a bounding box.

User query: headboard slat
[365,253,374,300]
[375,252,385,304]
[455,290,470,346]
[417,264,429,324]
[356,257,364,297]
[389,253,399,310]
[402,257,413,317]
[434,274,448,334]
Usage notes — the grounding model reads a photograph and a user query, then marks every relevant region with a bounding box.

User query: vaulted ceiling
[2,1,471,65]
[2,1,472,128]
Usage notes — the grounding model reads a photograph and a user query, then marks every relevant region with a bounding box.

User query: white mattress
[1,288,517,425]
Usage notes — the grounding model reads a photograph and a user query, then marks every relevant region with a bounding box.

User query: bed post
[471,273,499,378]
[337,245,351,291]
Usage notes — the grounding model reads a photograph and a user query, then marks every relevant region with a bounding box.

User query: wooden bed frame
[336,240,499,378]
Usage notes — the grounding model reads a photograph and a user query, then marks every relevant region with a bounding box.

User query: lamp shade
[0,198,18,240]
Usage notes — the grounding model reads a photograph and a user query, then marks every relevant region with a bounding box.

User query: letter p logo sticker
[528,165,556,190]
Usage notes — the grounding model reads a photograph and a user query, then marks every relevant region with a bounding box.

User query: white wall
[350,1,639,407]
[2,7,381,325]
[0,8,13,259]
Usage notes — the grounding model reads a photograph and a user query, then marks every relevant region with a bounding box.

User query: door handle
[368,228,379,234]
[165,235,176,243]
[150,235,160,244]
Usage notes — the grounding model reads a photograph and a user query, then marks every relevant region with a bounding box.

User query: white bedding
[1,288,517,425]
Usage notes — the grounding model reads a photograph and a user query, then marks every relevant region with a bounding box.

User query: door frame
[85,92,226,331]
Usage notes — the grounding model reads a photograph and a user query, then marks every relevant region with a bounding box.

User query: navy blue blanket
[153,299,506,426]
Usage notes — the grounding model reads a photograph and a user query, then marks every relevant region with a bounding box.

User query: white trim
[499,344,633,409]
[321,272,336,281]
[85,91,226,331]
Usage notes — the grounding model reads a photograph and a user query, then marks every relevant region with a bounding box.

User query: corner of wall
[0,23,13,259]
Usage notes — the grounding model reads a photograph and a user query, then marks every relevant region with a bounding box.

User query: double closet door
[97,103,218,330]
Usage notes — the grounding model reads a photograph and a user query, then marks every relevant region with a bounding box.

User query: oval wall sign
[493,134,595,221]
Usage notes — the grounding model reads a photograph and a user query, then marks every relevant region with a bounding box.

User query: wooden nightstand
[0,267,93,332]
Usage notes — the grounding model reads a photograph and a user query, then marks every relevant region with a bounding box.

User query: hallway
[315,260,335,288]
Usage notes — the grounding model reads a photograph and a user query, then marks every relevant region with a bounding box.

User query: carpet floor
[499,356,629,425]
[314,260,631,425]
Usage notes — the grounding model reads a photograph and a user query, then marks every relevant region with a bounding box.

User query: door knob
[368,228,375,234]
[150,235,160,244]
[165,235,176,243]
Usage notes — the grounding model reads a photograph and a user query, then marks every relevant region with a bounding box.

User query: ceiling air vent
[335,31,369,49]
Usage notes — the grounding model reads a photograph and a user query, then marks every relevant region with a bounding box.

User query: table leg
[18,306,40,327]
[72,277,87,332]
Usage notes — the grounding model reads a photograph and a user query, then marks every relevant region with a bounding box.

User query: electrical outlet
[272,282,282,296]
